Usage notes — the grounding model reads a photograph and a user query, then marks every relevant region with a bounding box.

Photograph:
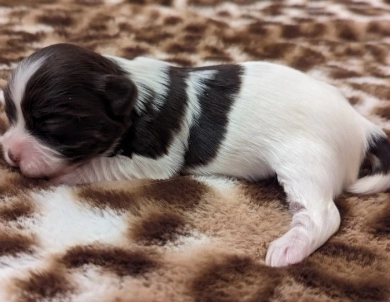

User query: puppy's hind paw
[265,228,312,267]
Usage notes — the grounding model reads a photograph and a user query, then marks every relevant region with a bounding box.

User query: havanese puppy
[2,43,389,267]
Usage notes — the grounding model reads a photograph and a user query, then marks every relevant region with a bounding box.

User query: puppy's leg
[265,156,341,267]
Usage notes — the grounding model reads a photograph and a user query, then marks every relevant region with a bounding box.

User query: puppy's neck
[105,55,174,115]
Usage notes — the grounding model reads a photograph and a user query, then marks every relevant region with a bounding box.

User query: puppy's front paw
[265,228,311,267]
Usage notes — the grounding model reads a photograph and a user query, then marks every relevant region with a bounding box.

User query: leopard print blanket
[0,0,389,301]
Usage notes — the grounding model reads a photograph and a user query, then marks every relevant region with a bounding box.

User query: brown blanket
[0,0,389,301]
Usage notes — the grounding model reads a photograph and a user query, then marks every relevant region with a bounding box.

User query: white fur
[3,54,388,267]
[9,56,46,124]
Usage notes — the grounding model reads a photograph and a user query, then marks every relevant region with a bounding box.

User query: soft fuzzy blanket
[0,0,389,301]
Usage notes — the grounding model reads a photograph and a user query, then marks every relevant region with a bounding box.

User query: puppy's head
[2,43,137,178]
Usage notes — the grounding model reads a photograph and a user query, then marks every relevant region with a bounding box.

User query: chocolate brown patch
[0,197,34,222]
[334,195,353,219]
[121,45,149,59]
[164,16,182,26]
[247,21,268,36]
[0,231,35,256]
[290,47,326,71]
[282,24,301,39]
[262,42,294,60]
[318,241,377,266]
[76,185,140,212]
[367,21,390,36]
[37,12,74,27]
[330,67,361,79]
[336,20,359,41]
[130,210,188,245]
[191,255,282,302]
[134,30,172,44]
[62,245,158,276]
[354,83,390,100]
[367,203,390,236]
[0,174,50,197]
[374,105,390,120]
[289,260,389,301]
[0,114,9,134]
[14,270,72,302]
[75,0,104,5]
[0,0,55,6]
[166,42,197,54]
[166,57,194,67]
[78,177,205,212]
[348,96,362,105]
[262,4,282,15]
[242,178,286,206]
[143,177,207,210]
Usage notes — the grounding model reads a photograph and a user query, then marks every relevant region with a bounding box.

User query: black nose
[8,150,20,166]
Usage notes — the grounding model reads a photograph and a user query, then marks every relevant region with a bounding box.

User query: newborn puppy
[2,43,390,267]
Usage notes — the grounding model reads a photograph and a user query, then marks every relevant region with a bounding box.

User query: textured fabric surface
[0,0,389,301]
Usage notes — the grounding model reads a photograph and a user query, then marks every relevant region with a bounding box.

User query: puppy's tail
[348,128,390,194]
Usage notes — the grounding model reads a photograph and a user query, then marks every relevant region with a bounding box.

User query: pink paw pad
[265,228,311,267]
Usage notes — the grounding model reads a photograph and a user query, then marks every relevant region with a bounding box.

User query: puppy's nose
[8,150,20,166]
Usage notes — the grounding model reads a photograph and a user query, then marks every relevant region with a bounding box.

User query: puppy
[2,43,390,267]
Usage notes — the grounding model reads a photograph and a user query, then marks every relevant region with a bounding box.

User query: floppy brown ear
[101,74,137,123]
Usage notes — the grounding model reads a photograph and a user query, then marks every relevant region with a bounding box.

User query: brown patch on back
[191,255,283,302]
[14,269,72,302]
[0,231,36,256]
[62,245,159,276]
[130,210,188,245]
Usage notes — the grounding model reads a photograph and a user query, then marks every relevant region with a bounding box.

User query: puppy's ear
[101,74,137,122]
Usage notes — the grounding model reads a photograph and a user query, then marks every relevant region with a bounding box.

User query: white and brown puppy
[2,43,390,267]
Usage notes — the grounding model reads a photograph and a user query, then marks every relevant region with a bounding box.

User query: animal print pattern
[0,0,389,301]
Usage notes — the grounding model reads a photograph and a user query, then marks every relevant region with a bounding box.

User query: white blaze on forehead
[9,56,46,125]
